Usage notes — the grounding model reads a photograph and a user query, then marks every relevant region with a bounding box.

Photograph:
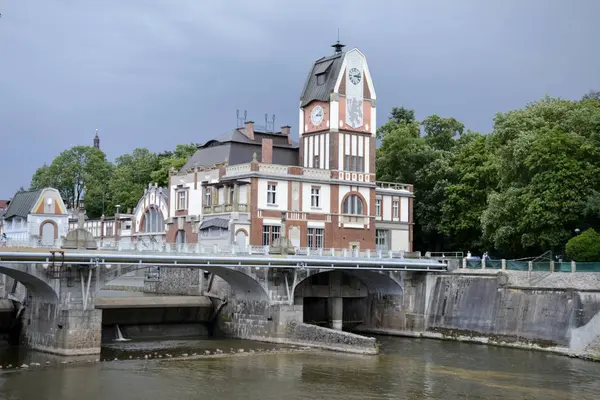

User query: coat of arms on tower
[347,97,363,128]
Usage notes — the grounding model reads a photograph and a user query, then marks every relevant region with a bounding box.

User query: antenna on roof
[332,29,345,54]
[236,109,248,128]
[265,114,276,132]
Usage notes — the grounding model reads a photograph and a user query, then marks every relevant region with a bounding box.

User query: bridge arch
[97,264,269,302]
[292,269,403,299]
[0,264,59,303]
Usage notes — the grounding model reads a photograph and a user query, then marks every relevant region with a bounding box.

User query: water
[1,336,600,399]
[113,325,130,342]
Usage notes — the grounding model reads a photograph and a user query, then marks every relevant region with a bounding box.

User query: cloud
[0,0,599,198]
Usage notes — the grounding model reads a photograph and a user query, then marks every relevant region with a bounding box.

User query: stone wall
[217,298,377,354]
[22,298,102,356]
[144,268,202,295]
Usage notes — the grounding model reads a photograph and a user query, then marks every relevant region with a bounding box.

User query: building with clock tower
[165,43,413,253]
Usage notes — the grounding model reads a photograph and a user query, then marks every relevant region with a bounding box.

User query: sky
[1,0,599,198]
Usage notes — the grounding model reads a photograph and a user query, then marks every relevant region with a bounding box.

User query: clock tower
[298,43,377,179]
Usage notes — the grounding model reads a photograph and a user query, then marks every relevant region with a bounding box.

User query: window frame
[266,183,277,205]
[375,198,381,217]
[392,200,399,218]
[307,227,324,249]
[343,194,364,215]
[177,190,187,210]
[310,186,320,208]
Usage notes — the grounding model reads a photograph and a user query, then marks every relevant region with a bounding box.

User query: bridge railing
[462,258,600,273]
[2,238,432,261]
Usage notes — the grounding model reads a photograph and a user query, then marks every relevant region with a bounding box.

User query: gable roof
[300,52,345,107]
[3,189,42,220]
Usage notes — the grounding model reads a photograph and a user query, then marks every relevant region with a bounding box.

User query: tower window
[316,74,326,86]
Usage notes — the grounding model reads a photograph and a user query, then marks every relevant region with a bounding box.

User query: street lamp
[575,228,581,235]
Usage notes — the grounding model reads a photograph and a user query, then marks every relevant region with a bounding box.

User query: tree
[150,144,197,187]
[439,132,496,253]
[30,146,112,216]
[422,114,464,152]
[108,148,159,213]
[582,90,600,102]
[565,228,600,262]
[482,97,600,257]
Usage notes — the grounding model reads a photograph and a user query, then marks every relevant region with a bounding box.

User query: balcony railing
[376,181,412,192]
[2,238,424,261]
[203,203,249,214]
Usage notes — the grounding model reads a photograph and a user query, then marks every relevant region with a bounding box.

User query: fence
[463,258,600,273]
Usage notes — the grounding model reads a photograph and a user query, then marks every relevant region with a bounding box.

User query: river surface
[1,335,599,399]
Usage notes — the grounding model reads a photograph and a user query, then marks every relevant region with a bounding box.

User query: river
[1,335,599,399]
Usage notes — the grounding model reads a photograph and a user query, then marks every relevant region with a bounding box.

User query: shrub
[565,228,600,262]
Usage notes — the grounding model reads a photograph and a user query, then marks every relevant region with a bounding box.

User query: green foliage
[29,143,198,219]
[565,229,600,262]
[150,144,198,187]
[378,92,600,257]
[30,146,112,216]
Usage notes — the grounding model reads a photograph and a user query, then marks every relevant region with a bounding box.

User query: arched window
[143,207,164,233]
[343,194,364,215]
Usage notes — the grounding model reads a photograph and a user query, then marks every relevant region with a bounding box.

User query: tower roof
[299,51,345,107]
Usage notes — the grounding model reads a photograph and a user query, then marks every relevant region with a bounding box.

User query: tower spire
[93,129,100,149]
[332,29,345,54]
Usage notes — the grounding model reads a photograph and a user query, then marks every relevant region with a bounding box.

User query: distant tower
[93,129,100,149]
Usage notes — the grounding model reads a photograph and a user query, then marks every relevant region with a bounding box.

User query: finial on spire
[332,30,345,55]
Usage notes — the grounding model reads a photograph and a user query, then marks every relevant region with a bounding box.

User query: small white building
[2,188,69,245]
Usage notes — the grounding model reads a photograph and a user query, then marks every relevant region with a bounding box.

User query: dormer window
[316,73,326,86]
[314,60,333,86]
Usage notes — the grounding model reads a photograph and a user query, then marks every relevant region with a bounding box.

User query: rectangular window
[229,187,235,204]
[376,229,388,250]
[308,228,324,249]
[177,191,187,210]
[393,200,399,218]
[316,73,326,86]
[262,225,281,246]
[267,183,277,205]
[343,155,365,172]
[375,199,381,217]
[204,189,211,206]
[313,155,320,169]
[311,187,320,208]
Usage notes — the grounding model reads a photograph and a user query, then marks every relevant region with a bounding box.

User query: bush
[565,228,600,262]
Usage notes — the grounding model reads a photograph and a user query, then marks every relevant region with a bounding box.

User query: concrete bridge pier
[16,265,103,356]
[329,297,343,331]
[328,271,343,330]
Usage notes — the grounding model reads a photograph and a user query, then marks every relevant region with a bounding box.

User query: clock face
[311,105,324,126]
[349,68,362,85]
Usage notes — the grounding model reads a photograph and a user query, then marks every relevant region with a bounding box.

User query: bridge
[0,234,446,356]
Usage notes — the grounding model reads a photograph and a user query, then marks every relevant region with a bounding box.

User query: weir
[0,238,446,355]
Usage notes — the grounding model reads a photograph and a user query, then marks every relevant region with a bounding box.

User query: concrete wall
[355,271,600,357]
[217,298,377,354]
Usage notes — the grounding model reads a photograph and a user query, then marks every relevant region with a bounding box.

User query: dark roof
[199,217,229,230]
[300,52,345,107]
[3,189,42,220]
[181,128,299,172]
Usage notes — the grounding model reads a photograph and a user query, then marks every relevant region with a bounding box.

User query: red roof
[0,200,8,210]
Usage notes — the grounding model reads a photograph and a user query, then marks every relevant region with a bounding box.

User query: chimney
[244,121,255,140]
[281,125,292,145]
[261,138,273,164]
